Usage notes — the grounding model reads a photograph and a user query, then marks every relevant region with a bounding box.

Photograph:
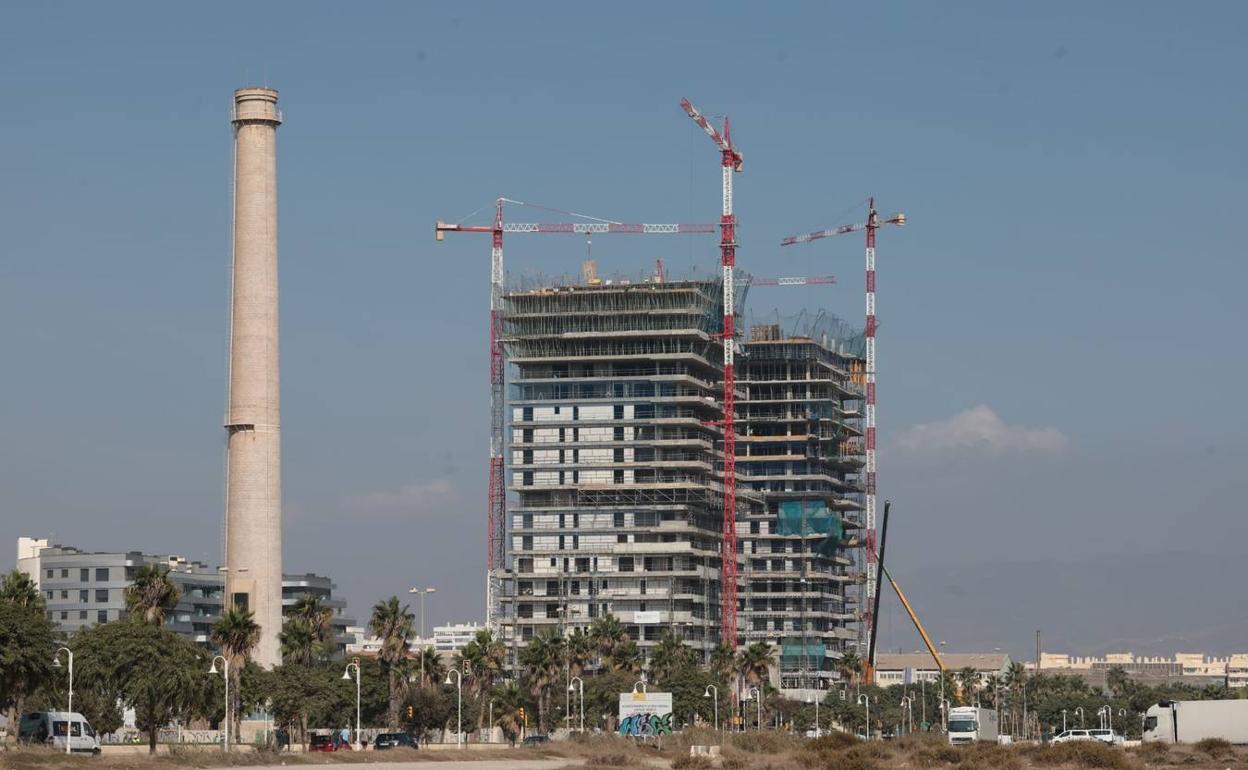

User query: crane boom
[749,275,836,286]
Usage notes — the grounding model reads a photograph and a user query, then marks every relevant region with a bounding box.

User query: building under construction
[737,317,867,694]
[498,275,735,657]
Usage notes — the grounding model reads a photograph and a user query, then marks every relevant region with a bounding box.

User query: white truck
[947,706,999,744]
[1143,699,1248,744]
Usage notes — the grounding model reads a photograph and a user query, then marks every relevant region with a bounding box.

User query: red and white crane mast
[682,97,744,648]
[436,201,714,629]
[781,197,904,658]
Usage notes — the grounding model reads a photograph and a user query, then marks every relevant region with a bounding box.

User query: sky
[2,2,1245,658]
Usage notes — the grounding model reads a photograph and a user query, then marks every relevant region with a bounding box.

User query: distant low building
[874,652,1011,688]
[16,537,355,656]
[346,621,482,658]
[1038,651,1248,688]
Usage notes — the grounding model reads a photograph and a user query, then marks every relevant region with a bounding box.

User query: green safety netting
[781,641,827,660]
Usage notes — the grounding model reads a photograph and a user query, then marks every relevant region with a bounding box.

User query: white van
[18,711,101,754]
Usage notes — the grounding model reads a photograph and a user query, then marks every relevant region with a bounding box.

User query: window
[522,407,533,422]
[572,406,579,420]
[95,589,108,603]
[522,514,533,529]
[46,591,54,600]
[614,426,624,441]
[619,557,634,572]
[95,568,109,581]
[60,611,68,620]
[60,590,68,599]
[97,610,108,623]
[613,470,624,483]
[613,405,624,420]
[614,448,624,462]
[79,568,89,582]
[61,569,69,578]
[614,512,626,527]
[546,580,559,596]
[79,610,87,620]
[522,471,533,486]
[618,534,627,543]
[46,569,54,578]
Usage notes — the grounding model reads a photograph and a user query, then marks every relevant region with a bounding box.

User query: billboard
[617,691,674,737]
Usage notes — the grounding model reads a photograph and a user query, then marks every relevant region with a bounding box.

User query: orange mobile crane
[863,501,947,685]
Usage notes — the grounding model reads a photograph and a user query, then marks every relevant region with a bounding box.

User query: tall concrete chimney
[225,87,283,668]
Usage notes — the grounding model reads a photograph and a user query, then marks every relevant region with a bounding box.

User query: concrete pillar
[225,87,283,668]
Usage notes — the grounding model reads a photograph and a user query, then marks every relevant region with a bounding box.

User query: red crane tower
[781,197,905,660]
[681,97,744,648]
[435,199,715,628]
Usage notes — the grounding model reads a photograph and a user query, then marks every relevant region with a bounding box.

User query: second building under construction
[498,272,866,693]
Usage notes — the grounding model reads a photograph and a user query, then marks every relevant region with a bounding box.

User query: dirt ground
[3,731,1245,770]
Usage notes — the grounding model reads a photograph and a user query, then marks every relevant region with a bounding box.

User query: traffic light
[406,704,414,720]
[519,707,527,726]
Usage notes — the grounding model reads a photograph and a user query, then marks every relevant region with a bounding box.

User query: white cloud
[893,405,1069,455]
[344,478,460,519]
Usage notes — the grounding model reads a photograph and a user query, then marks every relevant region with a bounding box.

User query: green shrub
[1129,741,1170,764]
[1027,740,1138,769]
[1193,736,1232,757]
[909,743,962,767]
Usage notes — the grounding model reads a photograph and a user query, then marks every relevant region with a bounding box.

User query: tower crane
[781,198,905,660]
[746,274,836,287]
[434,198,714,629]
[682,97,744,648]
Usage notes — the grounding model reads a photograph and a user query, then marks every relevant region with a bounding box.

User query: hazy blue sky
[2,2,1244,656]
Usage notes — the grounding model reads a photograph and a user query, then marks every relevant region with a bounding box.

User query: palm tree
[983,673,1002,709]
[124,564,181,627]
[589,613,627,670]
[520,629,565,730]
[461,628,507,734]
[211,605,260,738]
[710,642,736,682]
[416,646,444,689]
[1002,661,1028,735]
[957,666,980,705]
[837,650,863,686]
[565,628,593,678]
[612,639,644,675]
[0,570,44,610]
[369,596,415,728]
[279,616,319,665]
[491,681,527,746]
[737,642,774,688]
[290,594,334,650]
[648,629,695,684]
[1105,665,1130,698]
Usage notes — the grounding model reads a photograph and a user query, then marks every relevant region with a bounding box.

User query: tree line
[5,567,1243,751]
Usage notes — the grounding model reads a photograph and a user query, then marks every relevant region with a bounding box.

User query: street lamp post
[808,694,821,738]
[411,586,436,683]
[900,696,913,736]
[52,648,73,755]
[858,694,871,741]
[1061,709,1067,732]
[342,659,361,749]
[569,677,585,732]
[748,687,762,731]
[1074,706,1085,728]
[446,669,463,748]
[704,685,719,733]
[939,699,951,734]
[208,655,230,752]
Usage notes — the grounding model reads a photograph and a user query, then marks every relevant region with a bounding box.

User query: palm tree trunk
[388,667,400,728]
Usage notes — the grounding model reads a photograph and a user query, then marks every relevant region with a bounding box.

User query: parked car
[1051,729,1095,743]
[1089,729,1124,745]
[17,712,101,754]
[309,733,352,752]
[373,733,418,750]
[523,734,551,746]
